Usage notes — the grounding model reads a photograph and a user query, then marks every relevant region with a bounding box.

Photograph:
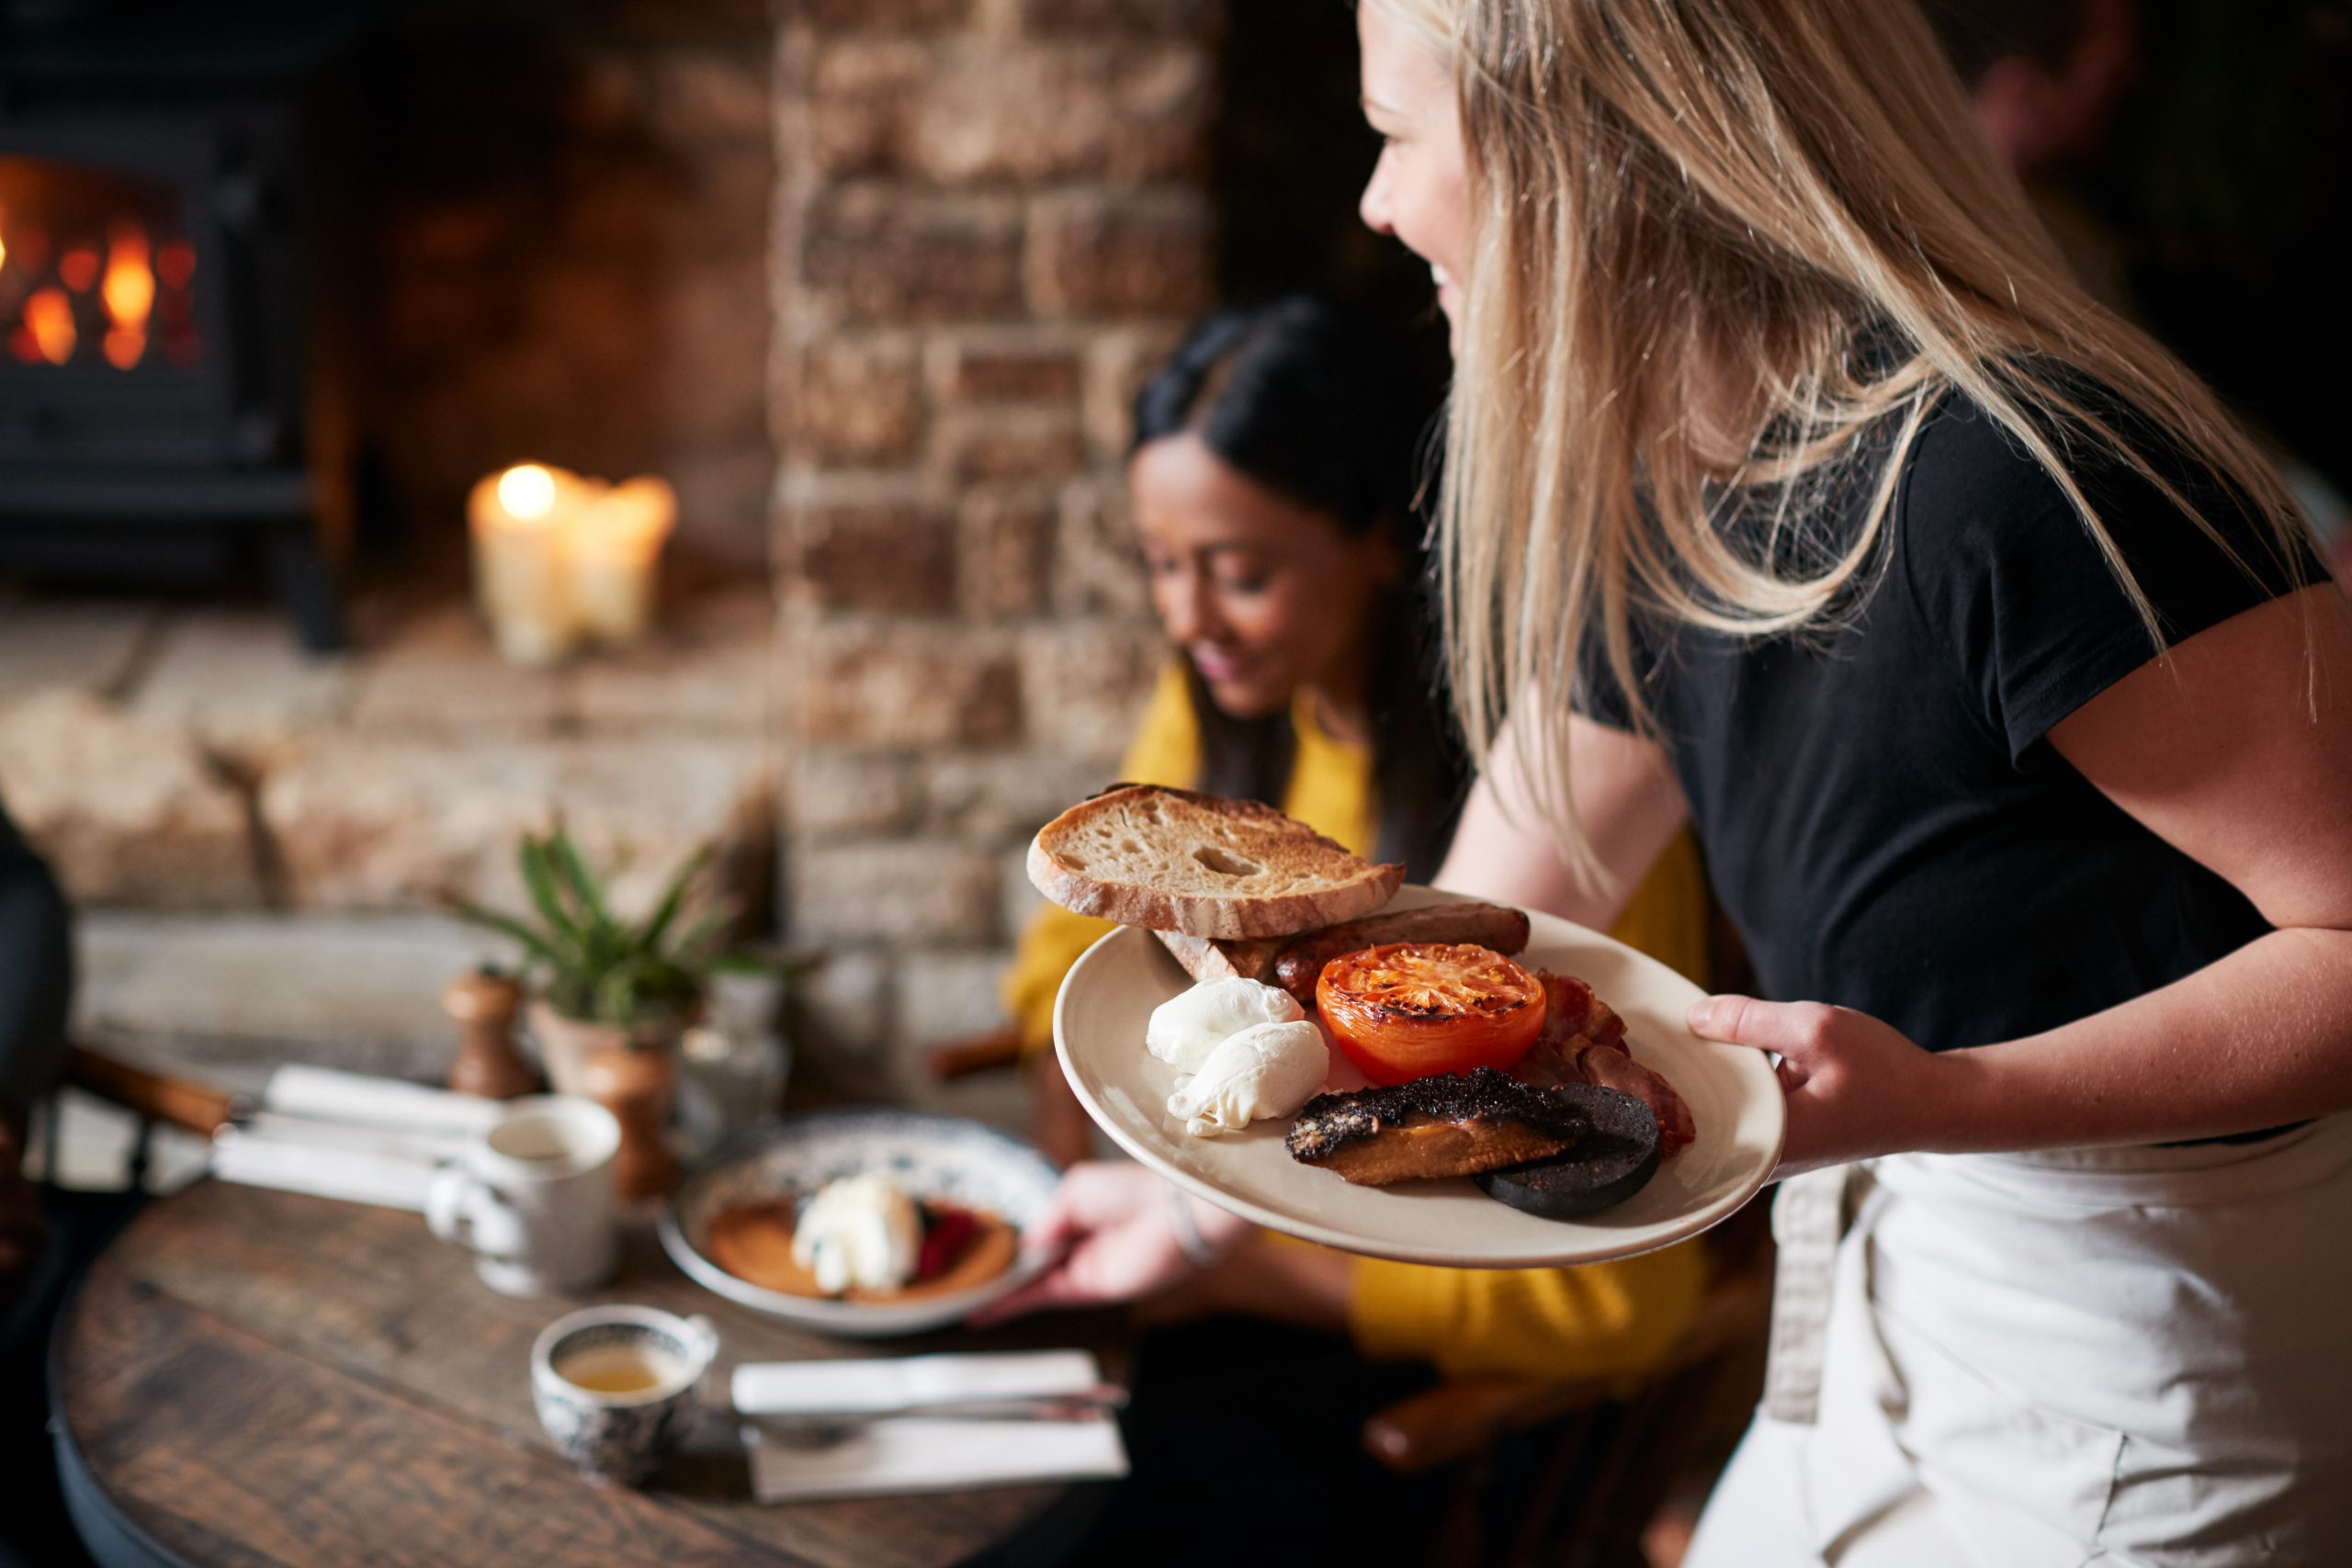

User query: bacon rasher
[1512,971,1698,1156]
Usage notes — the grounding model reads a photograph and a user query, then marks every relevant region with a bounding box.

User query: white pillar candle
[469,463,583,667]
[568,476,676,646]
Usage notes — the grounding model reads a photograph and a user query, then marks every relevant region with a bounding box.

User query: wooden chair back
[36,1047,232,1196]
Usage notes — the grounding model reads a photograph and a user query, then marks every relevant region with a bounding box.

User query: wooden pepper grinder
[580,1045,680,1201]
[442,970,539,1100]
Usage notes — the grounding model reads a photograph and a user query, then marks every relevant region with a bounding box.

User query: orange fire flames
[1,196,187,369]
[100,223,153,368]
[157,237,195,290]
[23,287,75,365]
[59,244,99,294]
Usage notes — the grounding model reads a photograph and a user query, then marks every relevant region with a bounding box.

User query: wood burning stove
[0,2,365,649]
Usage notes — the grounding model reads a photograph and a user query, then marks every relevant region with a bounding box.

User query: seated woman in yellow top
[993,298,1711,1388]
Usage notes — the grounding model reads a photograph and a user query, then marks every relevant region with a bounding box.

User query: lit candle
[469,462,582,667]
[568,476,676,647]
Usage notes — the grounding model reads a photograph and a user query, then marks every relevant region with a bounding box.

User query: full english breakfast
[1026,785,1699,1221]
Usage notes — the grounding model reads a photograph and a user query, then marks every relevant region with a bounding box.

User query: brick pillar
[771,0,1222,1094]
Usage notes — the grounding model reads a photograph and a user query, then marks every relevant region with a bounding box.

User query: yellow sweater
[1002,665,1713,1381]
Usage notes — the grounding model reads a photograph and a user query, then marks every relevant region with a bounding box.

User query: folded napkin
[212,1067,508,1211]
[742,1413,1127,1504]
[735,1350,1127,1503]
[732,1350,1104,1417]
[261,1065,506,1136]
[209,1126,440,1211]
[238,1111,474,1162]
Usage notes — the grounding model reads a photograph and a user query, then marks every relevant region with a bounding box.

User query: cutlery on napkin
[732,1349,1109,1416]
[733,1350,1129,1502]
[208,1126,441,1211]
[209,1066,511,1209]
[753,1389,1126,1427]
[236,1111,475,1161]
[260,1065,507,1135]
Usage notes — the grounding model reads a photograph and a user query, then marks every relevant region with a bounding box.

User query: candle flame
[497,464,559,520]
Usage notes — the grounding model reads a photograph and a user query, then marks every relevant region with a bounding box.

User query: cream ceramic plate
[1055,886,1785,1267]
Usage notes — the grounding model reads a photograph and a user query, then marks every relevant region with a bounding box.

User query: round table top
[53,1179,1125,1568]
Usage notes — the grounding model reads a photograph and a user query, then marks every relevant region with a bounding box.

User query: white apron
[1687,1116,2352,1568]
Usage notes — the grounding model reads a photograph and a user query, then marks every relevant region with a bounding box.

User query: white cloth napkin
[210,1067,509,1211]
[731,1350,1103,1417]
[209,1126,440,1211]
[238,1111,474,1162]
[735,1350,1128,1503]
[260,1065,506,1136]
[212,1066,514,1213]
[742,1413,1127,1503]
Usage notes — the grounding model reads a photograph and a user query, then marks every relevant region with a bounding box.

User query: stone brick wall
[771,0,1223,1088]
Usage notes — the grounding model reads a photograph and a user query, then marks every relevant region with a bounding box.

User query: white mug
[427,1095,620,1296]
[532,1303,719,1486]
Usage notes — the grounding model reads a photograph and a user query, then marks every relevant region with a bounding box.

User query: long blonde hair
[1370,0,2310,880]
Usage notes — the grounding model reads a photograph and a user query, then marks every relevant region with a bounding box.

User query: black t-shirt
[1581,392,2316,1057]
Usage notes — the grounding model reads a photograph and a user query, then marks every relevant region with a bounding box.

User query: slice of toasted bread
[1029,784,1403,940]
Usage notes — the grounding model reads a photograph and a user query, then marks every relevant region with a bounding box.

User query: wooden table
[51,1179,1124,1568]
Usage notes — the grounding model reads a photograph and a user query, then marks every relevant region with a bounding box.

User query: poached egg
[1165,1019,1329,1138]
[790,1173,922,1295]
[1146,976,1306,1074]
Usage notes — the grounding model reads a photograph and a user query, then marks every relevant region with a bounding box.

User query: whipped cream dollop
[1146,977,1306,1074]
[1165,1019,1329,1137]
[791,1173,922,1295]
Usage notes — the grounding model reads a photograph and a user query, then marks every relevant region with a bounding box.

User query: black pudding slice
[1476,1085,1661,1219]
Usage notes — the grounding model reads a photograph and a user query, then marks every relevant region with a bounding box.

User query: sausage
[1271,901,1533,1009]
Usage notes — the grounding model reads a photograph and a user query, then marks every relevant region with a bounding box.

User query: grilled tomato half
[1316,942,1548,1086]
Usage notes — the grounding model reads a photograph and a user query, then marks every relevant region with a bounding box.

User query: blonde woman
[1350,2,2352,1565]
[1001,1,2348,1562]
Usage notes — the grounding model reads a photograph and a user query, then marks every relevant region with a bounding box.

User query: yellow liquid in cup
[558,1342,683,1395]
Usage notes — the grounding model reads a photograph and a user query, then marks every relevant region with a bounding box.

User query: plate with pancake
[1053,885,1785,1268]
[660,1109,1060,1337]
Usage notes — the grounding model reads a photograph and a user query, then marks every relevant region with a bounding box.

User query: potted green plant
[452,825,754,1200]
[451,823,731,1099]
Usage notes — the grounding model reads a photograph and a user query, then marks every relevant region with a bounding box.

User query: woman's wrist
[1161,1184,1252,1264]
[1914,1042,2017,1156]
[1162,1184,1217,1264]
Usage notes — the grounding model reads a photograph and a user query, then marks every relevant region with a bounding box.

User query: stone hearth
[0,582,775,1086]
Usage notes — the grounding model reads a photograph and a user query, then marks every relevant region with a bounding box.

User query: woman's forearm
[1434,713,1689,928]
[1433,773,1622,925]
[1935,926,2352,1152]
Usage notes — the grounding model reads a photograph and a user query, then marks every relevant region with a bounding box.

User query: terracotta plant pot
[526,999,690,1095]
[528,1000,628,1098]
